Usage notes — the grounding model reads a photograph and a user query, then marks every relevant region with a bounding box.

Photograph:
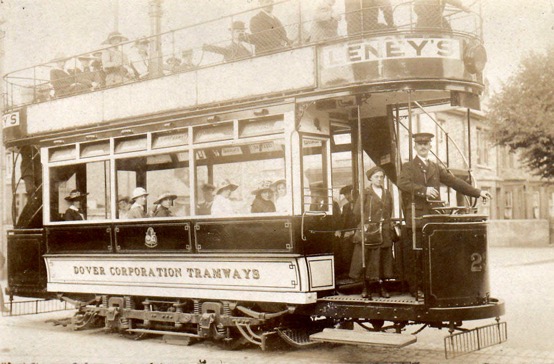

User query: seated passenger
[211,179,238,215]
[128,187,149,219]
[203,21,253,62]
[101,31,134,86]
[164,57,183,74]
[50,54,74,97]
[91,52,106,88]
[309,0,340,42]
[251,180,276,213]
[117,196,131,219]
[197,183,216,215]
[131,38,150,79]
[150,192,177,217]
[63,189,88,221]
[74,54,102,90]
[272,179,289,213]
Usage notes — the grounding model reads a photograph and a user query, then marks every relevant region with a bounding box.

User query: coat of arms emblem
[145,227,158,248]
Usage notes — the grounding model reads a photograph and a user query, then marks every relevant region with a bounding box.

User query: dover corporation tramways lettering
[73,265,261,280]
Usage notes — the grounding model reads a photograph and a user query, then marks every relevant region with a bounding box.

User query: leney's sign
[322,37,462,68]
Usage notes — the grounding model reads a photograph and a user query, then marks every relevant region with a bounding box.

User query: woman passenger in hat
[150,192,177,217]
[272,179,288,213]
[350,166,394,299]
[211,179,239,216]
[50,53,74,97]
[251,180,276,213]
[127,187,149,219]
[64,189,89,221]
[101,31,133,86]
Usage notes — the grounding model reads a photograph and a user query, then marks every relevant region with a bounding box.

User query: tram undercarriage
[59,286,505,353]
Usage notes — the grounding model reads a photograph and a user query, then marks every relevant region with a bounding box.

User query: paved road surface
[1,246,553,363]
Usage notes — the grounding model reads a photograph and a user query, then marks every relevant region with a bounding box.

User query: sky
[1,0,553,93]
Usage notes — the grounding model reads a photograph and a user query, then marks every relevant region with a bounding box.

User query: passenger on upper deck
[203,21,253,62]
[211,180,239,216]
[164,57,183,74]
[131,38,150,79]
[345,0,395,35]
[101,31,135,86]
[272,179,288,213]
[414,0,470,31]
[128,187,149,219]
[63,189,88,221]
[50,54,74,97]
[150,192,177,217]
[251,180,276,213]
[175,49,197,72]
[197,183,216,215]
[91,52,106,88]
[74,55,102,91]
[309,0,340,42]
[249,0,291,54]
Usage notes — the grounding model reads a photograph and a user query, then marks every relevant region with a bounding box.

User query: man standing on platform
[397,132,491,299]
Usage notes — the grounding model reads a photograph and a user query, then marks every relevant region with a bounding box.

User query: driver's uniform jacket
[397,156,481,228]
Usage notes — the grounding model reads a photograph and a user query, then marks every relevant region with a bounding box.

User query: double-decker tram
[3,0,505,357]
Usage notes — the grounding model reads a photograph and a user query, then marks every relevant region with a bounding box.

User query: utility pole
[148,0,163,78]
[0,15,6,256]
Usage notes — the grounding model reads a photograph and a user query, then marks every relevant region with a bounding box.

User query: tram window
[194,139,286,216]
[116,152,190,218]
[49,161,111,222]
[302,137,331,212]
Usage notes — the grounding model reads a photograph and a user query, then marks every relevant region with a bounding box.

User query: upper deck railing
[3,0,483,111]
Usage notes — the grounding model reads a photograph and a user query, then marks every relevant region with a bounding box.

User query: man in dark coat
[249,0,291,54]
[203,21,253,62]
[397,132,491,298]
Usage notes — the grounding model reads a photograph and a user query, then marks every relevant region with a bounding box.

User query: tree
[488,46,554,179]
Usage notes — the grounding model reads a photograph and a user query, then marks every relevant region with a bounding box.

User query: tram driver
[63,189,88,221]
[397,132,492,299]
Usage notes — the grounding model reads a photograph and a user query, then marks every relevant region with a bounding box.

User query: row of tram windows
[46,138,336,222]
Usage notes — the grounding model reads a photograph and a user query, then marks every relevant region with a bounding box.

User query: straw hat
[251,180,273,195]
[101,31,129,45]
[154,192,177,205]
[216,179,238,194]
[130,187,149,201]
[51,53,69,63]
[64,189,89,201]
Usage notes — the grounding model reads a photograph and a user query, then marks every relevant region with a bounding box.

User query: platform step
[310,328,416,348]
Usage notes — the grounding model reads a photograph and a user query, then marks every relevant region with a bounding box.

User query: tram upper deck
[3,0,486,145]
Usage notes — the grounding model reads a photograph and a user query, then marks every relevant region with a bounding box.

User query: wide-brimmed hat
[339,185,353,195]
[77,54,95,61]
[271,179,286,188]
[131,187,149,201]
[51,53,69,63]
[134,38,150,47]
[202,183,216,191]
[154,192,177,205]
[92,51,103,58]
[412,132,434,144]
[101,31,129,45]
[230,20,246,31]
[216,179,238,194]
[117,196,130,204]
[252,180,273,195]
[65,189,89,201]
[366,166,385,179]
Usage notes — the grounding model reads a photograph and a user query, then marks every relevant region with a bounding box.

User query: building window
[476,127,489,166]
[504,191,513,219]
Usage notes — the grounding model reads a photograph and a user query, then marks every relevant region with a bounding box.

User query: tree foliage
[488,46,554,179]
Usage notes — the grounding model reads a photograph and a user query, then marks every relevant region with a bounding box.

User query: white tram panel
[45,254,334,304]
[26,47,316,136]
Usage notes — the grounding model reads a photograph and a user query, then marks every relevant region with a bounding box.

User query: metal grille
[444,321,507,359]
[2,299,72,317]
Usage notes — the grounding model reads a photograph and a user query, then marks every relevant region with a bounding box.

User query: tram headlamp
[464,43,487,74]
